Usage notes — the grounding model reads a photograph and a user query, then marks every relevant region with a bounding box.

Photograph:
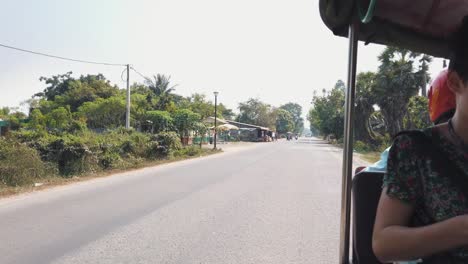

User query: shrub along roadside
[0,139,47,186]
[0,129,220,193]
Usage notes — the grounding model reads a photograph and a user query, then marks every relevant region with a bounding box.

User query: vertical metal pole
[339,23,358,264]
[214,93,218,149]
[125,64,131,129]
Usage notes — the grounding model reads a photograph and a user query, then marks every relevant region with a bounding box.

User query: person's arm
[372,189,468,262]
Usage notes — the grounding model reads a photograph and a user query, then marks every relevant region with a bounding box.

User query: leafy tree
[237,98,276,129]
[145,110,173,133]
[6,112,27,131]
[37,71,74,100]
[404,96,431,129]
[182,94,214,119]
[77,96,126,129]
[179,94,234,120]
[219,103,235,120]
[172,109,201,138]
[308,85,345,138]
[131,93,152,130]
[280,103,304,134]
[37,73,118,112]
[29,109,46,130]
[46,107,72,130]
[193,122,208,148]
[0,107,10,118]
[334,80,346,91]
[131,83,152,95]
[275,109,294,134]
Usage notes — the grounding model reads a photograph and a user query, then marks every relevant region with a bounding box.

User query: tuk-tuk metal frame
[339,22,359,264]
[319,1,468,263]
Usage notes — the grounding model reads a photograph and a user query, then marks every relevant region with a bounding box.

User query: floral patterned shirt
[384,126,468,263]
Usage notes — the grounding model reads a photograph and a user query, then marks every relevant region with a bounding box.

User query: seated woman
[372,17,468,263]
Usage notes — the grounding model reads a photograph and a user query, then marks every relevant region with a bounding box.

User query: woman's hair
[449,16,468,83]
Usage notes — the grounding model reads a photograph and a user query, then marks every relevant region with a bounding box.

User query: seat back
[352,170,385,264]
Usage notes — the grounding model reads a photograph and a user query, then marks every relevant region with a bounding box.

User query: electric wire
[130,66,150,81]
[0,43,127,66]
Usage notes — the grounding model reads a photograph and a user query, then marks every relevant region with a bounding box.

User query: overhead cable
[130,66,150,81]
[0,43,127,66]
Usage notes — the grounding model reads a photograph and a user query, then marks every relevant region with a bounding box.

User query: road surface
[0,138,368,264]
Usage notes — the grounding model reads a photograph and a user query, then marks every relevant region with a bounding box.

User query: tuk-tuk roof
[320,0,468,58]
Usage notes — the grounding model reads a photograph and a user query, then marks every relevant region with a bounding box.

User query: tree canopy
[307,47,433,150]
[280,103,304,134]
[237,98,277,129]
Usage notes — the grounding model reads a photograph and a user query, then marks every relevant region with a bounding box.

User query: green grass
[360,152,381,163]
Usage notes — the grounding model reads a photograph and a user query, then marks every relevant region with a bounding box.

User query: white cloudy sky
[1,0,445,122]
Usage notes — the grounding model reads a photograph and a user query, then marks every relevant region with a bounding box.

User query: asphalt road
[0,138,368,264]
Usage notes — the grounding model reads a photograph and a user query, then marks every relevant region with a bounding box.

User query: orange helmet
[428,69,456,123]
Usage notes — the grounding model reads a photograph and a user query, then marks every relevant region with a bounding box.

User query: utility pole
[125,64,131,129]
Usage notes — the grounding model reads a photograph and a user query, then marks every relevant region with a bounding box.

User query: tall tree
[237,98,276,129]
[182,93,214,119]
[280,103,304,134]
[374,47,421,136]
[334,80,346,91]
[219,103,235,120]
[37,73,118,112]
[145,110,173,133]
[145,74,177,110]
[275,109,294,134]
[36,72,74,100]
[145,74,177,97]
[77,96,126,129]
[172,109,201,139]
[415,55,433,97]
[0,107,10,118]
[308,85,345,138]
[355,72,377,141]
[46,107,72,130]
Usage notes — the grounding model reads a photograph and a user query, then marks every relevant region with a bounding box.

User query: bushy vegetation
[1,71,305,189]
[0,139,47,187]
[0,73,222,188]
[307,47,433,152]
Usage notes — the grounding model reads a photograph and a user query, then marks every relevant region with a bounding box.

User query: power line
[0,43,127,66]
[130,66,150,81]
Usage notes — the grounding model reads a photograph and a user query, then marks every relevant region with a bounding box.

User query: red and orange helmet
[428,69,456,123]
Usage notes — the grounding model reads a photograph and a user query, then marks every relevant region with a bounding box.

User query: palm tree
[145,74,178,110]
[145,74,177,97]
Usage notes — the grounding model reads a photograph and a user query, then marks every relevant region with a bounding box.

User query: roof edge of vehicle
[320,0,468,58]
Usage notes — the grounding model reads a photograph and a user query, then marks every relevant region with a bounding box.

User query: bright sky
[1,0,445,124]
